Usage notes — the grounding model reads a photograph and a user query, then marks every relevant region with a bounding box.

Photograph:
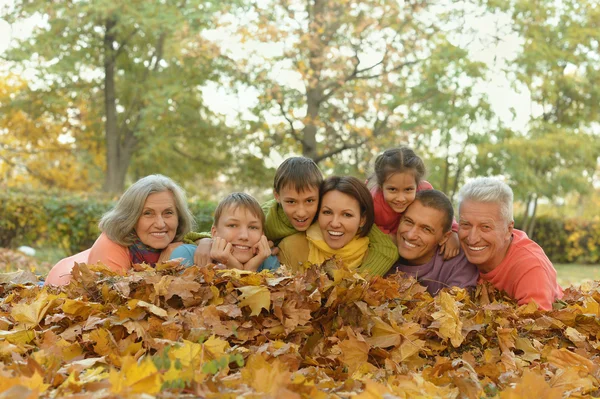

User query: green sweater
[262,199,398,276]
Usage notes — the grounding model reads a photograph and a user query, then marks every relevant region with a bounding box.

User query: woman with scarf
[45,174,195,286]
[277,176,375,273]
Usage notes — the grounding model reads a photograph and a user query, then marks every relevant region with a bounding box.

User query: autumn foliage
[0,259,599,398]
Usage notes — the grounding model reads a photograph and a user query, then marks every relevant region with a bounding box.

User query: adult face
[211,206,263,264]
[458,200,514,273]
[382,171,418,213]
[274,184,320,232]
[135,191,178,249]
[318,190,366,250]
[396,201,450,265]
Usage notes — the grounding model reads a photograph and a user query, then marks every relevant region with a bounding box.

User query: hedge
[0,190,216,255]
[2,190,598,264]
[521,215,600,264]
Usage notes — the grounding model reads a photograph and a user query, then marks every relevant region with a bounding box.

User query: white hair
[458,177,514,223]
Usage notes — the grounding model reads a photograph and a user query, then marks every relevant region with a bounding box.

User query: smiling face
[274,184,320,232]
[134,191,179,249]
[382,171,418,214]
[318,190,365,250]
[397,201,450,265]
[211,205,263,263]
[458,200,514,273]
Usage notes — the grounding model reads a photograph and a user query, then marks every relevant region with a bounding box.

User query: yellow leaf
[431,292,464,347]
[109,355,161,394]
[366,317,401,348]
[203,335,230,358]
[237,285,271,316]
[339,328,370,375]
[241,354,291,394]
[128,299,168,318]
[499,370,562,399]
[354,380,390,399]
[11,291,55,328]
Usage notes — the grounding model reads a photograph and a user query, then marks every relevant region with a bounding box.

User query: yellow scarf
[305,224,369,270]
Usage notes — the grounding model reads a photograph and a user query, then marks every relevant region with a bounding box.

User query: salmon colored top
[479,229,563,310]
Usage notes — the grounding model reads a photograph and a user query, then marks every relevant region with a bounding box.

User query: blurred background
[0,0,598,283]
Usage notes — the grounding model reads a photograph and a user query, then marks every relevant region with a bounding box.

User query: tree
[3,0,239,193]
[478,0,600,234]
[221,0,489,173]
[0,73,102,190]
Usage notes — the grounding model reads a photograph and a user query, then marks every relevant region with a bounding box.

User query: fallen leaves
[0,259,599,398]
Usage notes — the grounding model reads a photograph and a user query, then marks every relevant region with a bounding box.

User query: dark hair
[320,176,374,238]
[372,147,426,187]
[213,192,265,228]
[414,190,454,233]
[273,157,323,194]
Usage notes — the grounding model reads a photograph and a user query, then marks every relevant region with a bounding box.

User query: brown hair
[372,147,426,187]
[273,157,323,194]
[414,190,454,233]
[213,192,265,229]
[320,176,374,238]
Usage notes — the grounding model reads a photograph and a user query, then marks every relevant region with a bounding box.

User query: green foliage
[0,190,216,255]
[527,215,600,264]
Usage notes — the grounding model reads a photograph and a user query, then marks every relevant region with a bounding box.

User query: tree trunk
[302,89,320,161]
[521,193,533,231]
[526,195,538,237]
[102,17,126,193]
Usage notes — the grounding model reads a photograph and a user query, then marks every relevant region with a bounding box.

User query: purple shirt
[388,248,479,296]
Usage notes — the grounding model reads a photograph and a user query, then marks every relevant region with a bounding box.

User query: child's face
[274,184,319,232]
[382,171,417,214]
[211,206,263,264]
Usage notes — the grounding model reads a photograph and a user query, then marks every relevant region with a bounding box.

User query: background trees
[0,0,597,217]
[3,0,240,193]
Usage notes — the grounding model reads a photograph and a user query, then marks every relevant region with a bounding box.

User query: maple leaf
[499,370,562,399]
[11,290,56,328]
[241,354,291,395]
[109,355,161,394]
[338,328,371,375]
[237,285,271,316]
[431,291,465,347]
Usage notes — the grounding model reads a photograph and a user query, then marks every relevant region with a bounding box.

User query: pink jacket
[371,180,458,235]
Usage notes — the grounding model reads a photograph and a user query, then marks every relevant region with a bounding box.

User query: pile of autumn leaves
[0,259,599,398]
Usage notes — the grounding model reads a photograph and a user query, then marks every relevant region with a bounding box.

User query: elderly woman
[45,174,195,286]
[278,176,375,272]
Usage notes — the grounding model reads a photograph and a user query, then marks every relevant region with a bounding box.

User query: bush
[529,215,600,264]
[0,190,216,255]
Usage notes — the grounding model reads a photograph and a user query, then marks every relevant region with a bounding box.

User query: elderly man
[457,177,563,310]
[388,190,479,295]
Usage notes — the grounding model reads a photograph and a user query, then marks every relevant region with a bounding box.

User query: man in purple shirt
[388,190,479,295]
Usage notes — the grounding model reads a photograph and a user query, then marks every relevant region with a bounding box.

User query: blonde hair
[213,192,265,229]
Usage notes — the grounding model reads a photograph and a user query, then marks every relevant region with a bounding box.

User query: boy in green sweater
[188,157,398,275]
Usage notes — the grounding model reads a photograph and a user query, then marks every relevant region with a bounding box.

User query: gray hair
[99,174,196,246]
[458,177,514,223]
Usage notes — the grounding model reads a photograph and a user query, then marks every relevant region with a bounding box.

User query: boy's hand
[194,238,213,266]
[268,240,279,256]
[440,231,460,260]
[210,237,232,265]
[244,235,271,272]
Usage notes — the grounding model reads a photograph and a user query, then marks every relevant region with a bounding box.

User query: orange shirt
[46,233,130,286]
[479,229,563,310]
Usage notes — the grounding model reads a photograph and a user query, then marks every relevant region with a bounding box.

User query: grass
[555,263,600,288]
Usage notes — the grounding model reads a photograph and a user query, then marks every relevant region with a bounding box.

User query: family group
[46,147,563,310]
